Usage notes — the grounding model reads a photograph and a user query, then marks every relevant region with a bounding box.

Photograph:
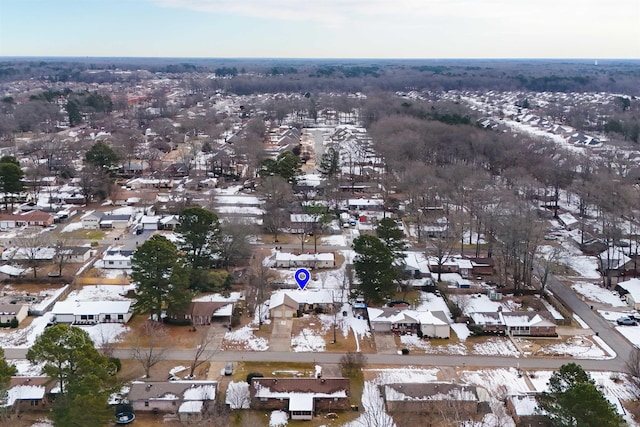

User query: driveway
[373,332,397,354]
[270,318,293,352]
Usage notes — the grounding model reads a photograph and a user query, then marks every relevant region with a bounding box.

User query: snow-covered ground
[571,282,626,307]
[224,326,269,351]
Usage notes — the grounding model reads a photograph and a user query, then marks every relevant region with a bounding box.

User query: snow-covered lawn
[269,410,288,427]
[539,244,600,279]
[536,336,612,359]
[77,323,129,347]
[0,312,55,348]
[472,337,519,357]
[60,221,83,233]
[615,325,640,348]
[571,282,626,307]
[224,325,269,351]
[320,234,347,246]
[291,328,326,352]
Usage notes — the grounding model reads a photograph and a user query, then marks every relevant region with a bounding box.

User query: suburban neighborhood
[0,57,638,427]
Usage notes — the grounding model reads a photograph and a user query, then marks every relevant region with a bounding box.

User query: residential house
[159,215,180,230]
[4,377,53,412]
[468,257,495,276]
[502,312,557,336]
[81,210,103,229]
[140,215,161,230]
[102,247,134,269]
[470,311,556,336]
[380,383,480,416]
[128,381,217,418]
[367,307,450,339]
[58,246,92,263]
[269,289,335,319]
[250,377,350,420]
[0,304,28,325]
[274,252,335,269]
[616,278,640,309]
[51,300,133,324]
[0,210,54,228]
[268,293,299,319]
[289,214,319,234]
[469,312,506,334]
[81,211,133,230]
[506,394,549,427]
[347,198,384,211]
[168,301,234,325]
[1,247,56,262]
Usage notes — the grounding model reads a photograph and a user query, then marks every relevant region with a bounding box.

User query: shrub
[9,317,18,328]
[246,372,264,383]
[401,348,410,355]
[340,352,367,377]
[109,357,122,372]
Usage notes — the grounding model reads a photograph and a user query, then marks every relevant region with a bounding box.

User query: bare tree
[261,176,294,243]
[188,330,217,378]
[538,247,562,295]
[248,251,277,328]
[14,231,51,278]
[225,381,250,409]
[132,321,169,378]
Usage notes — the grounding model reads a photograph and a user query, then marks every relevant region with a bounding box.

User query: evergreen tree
[131,235,191,320]
[318,147,340,178]
[537,363,625,427]
[0,347,17,400]
[26,325,115,427]
[85,141,119,172]
[0,156,24,211]
[353,234,397,304]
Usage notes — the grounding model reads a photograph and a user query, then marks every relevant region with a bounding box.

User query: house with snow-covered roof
[250,377,350,420]
[274,252,335,269]
[367,307,450,338]
[469,311,556,336]
[128,380,217,417]
[615,278,640,309]
[380,382,480,416]
[3,377,54,412]
[269,289,336,318]
[506,393,549,426]
[51,300,133,324]
[102,246,134,269]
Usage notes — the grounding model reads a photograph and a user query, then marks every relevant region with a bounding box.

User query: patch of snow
[77,323,129,346]
[269,410,288,427]
[451,323,471,341]
[472,338,519,357]
[572,314,589,329]
[292,328,325,352]
[615,325,640,348]
[224,326,269,351]
[571,282,626,307]
[60,222,83,233]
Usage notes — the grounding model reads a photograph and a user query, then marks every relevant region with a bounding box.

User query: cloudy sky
[1,0,638,58]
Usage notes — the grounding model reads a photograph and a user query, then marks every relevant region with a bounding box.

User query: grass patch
[234,361,316,382]
[63,228,106,240]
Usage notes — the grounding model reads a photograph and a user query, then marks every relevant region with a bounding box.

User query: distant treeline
[1,58,639,95]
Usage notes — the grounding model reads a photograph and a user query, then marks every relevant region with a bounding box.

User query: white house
[51,300,133,324]
[348,198,384,211]
[81,210,103,229]
[102,247,134,269]
[140,215,161,230]
[274,252,335,269]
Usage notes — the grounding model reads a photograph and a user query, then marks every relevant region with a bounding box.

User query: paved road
[542,267,634,364]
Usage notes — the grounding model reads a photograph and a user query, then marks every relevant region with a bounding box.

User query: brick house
[380,383,480,416]
[250,378,350,420]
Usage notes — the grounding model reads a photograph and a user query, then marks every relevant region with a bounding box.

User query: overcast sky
[1,0,639,58]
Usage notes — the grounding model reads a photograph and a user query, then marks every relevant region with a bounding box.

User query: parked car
[616,317,637,326]
[224,362,233,376]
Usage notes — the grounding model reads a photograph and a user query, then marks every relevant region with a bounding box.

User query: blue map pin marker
[295,268,310,290]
